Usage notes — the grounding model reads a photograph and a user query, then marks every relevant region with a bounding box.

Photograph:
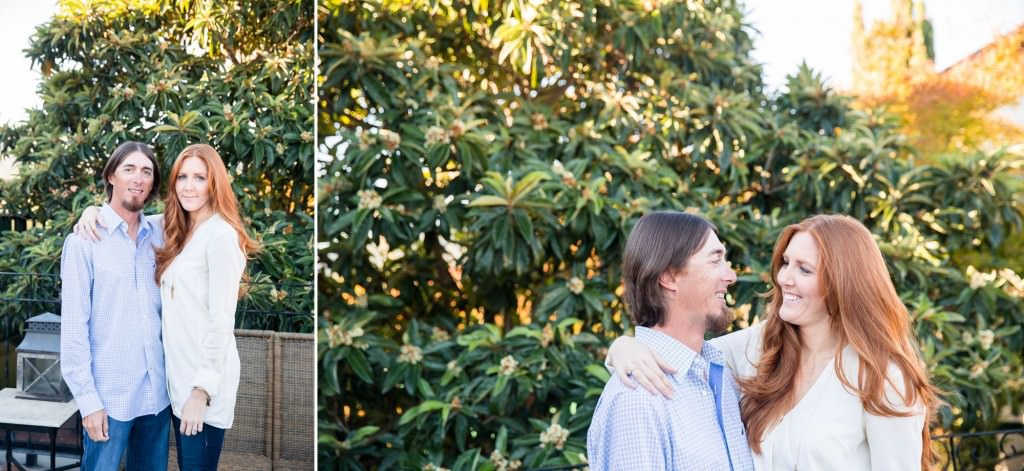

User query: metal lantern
[15,312,72,402]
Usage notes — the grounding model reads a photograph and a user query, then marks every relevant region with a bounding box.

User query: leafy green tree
[0,0,315,332]
[318,1,1023,469]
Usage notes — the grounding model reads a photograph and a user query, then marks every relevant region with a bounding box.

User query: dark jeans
[171,415,226,471]
[82,406,170,471]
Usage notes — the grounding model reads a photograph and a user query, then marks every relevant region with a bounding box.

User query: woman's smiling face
[175,156,210,214]
[776,231,828,329]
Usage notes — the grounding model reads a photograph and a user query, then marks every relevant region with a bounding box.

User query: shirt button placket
[133,242,140,290]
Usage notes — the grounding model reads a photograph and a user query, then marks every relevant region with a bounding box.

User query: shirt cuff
[192,369,221,398]
[75,391,104,417]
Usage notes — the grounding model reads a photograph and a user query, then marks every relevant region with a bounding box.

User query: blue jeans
[171,415,226,471]
[82,406,170,471]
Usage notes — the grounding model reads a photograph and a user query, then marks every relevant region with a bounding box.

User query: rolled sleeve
[190,229,245,397]
[59,235,104,417]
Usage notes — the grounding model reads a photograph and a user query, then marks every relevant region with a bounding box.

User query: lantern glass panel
[18,353,70,400]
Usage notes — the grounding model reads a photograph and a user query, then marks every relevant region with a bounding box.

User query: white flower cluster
[499,355,519,376]
[551,160,576,186]
[398,344,423,364]
[965,265,1024,298]
[977,329,995,350]
[432,195,448,213]
[969,360,989,379]
[967,265,998,289]
[357,189,383,210]
[448,119,466,138]
[539,423,570,450]
[378,129,401,151]
[531,113,548,131]
[326,325,365,349]
[432,326,451,342]
[425,126,450,147]
[489,450,522,471]
[540,323,555,348]
[567,276,585,295]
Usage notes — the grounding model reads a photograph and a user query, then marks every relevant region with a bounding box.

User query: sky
[746,0,1024,92]
[0,2,57,126]
[0,2,56,179]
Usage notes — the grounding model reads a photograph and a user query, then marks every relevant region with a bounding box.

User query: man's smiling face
[108,151,154,212]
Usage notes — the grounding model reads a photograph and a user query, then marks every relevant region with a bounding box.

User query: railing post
[3,316,10,387]
[949,434,958,471]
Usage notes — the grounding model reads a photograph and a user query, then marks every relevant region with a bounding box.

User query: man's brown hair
[622,211,715,327]
[102,141,160,204]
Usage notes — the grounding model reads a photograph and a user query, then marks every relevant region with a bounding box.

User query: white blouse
[159,213,245,429]
[711,323,926,471]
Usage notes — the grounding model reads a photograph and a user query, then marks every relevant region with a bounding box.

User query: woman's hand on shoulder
[608,335,677,398]
[73,205,106,242]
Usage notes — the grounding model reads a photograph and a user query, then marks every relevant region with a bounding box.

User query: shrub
[318,1,1023,468]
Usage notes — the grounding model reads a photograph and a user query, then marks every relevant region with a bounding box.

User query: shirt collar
[100,203,152,238]
[635,326,727,375]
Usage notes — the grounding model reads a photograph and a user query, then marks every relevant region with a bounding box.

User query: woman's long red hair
[155,144,259,284]
[738,214,941,469]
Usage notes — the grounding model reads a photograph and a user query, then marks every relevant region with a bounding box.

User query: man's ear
[658,270,677,292]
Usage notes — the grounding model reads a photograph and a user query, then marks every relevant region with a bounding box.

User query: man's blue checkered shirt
[60,204,169,421]
[587,327,753,470]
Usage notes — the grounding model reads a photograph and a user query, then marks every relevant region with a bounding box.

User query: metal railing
[0,214,31,233]
[934,428,1024,471]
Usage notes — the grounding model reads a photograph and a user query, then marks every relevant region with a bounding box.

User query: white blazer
[712,322,926,470]
[159,213,245,429]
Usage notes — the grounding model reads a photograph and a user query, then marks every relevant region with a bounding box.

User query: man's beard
[122,198,145,212]
[705,307,732,334]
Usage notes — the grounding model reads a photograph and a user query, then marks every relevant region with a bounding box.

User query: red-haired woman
[75,144,258,470]
[606,214,941,470]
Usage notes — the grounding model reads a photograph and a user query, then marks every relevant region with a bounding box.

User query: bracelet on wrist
[191,387,211,406]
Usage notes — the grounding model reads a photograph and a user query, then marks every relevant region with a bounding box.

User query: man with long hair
[60,141,170,470]
[586,211,753,470]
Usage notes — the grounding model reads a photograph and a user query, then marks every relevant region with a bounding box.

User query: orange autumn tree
[851,0,1024,158]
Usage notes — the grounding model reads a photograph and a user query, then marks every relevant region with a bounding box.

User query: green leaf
[493,374,509,396]
[496,425,508,453]
[398,399,447,426]
[441,404,452,428]
[586,363,611,383]
[452,448,482,471]
[468,195,509,207]
[349,425,379,443]
[507,326,541,339]
[346,349,374,384]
